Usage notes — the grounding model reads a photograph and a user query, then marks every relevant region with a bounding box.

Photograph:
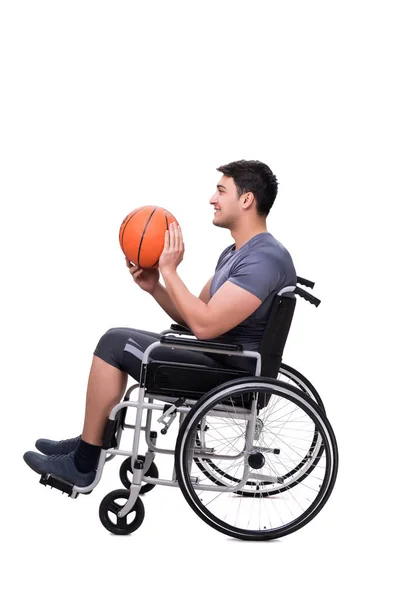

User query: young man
[23,159,297,487]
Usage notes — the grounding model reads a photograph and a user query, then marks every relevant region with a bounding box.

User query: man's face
[209,175,240,227]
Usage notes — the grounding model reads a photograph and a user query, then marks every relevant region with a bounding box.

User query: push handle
[297,276,315,289]
[295,286,321,307]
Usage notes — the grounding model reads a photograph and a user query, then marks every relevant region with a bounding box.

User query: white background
[0,1,398,598]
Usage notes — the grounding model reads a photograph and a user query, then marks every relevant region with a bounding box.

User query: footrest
[40,473,76,496]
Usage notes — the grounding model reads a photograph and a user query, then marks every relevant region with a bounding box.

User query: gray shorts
[93,327,255,381]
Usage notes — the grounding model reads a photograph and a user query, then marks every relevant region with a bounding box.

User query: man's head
[210,159,278,229]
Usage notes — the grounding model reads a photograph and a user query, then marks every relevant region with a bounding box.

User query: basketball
[119,205,179,268]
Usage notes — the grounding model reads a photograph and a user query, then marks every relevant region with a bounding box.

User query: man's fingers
[127,260,142,276]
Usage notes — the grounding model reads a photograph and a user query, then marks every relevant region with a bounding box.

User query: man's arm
[162,261,266,340]
[151,281,188,327]
[198,276,213,303]
[150,276,213,329]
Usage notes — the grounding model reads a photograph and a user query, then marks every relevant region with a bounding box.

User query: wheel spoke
[109,500,122,515]
[117,515,128,528]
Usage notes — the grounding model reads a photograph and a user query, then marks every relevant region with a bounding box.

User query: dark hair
[216,159,278,217]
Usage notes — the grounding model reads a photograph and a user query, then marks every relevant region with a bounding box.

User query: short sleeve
[228,251,280,301]
[215,246,230,272]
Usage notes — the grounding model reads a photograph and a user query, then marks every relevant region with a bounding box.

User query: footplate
[40,473,78,497]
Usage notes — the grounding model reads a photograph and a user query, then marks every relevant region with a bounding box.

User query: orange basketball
[119,205,179,268]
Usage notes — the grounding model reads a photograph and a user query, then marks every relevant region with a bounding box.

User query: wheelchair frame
[39,276,338,540]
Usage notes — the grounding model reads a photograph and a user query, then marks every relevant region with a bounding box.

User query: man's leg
[23,326,235,485]
[23,329,135,485]
[81,355,128,446]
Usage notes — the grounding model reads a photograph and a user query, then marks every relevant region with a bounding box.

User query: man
[23,159,297,487]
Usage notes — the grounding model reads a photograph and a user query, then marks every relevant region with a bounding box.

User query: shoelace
[59,436,80,445]
[46,451,75,461]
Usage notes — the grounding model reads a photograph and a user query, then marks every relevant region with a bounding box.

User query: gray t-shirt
[202,231,297,371]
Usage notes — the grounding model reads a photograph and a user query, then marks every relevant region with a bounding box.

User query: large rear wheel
[175,378,338,541]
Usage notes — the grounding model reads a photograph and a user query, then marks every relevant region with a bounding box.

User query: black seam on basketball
[149,211,169,268]
[138,207,158,268]
[121,206,146,253]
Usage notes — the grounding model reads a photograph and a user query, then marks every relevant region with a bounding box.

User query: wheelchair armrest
[169,323,194,334]
[159,334,244,353]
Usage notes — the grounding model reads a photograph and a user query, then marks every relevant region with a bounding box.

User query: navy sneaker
[35,435,81,456]
[23,450,96,487]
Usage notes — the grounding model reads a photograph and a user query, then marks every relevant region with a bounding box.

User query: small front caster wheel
[119,455,159,494]
[99,489,145,535]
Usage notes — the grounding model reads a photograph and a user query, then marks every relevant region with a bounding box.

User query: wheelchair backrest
[259,290,296,378]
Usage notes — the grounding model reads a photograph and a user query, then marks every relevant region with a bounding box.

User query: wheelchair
[39,275,339,541]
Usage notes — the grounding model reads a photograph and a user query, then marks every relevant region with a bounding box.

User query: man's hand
[125,257,160,294]
[158,221,185,274]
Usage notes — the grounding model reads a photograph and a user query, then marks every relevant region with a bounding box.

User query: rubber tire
[99,489,145,535]
[119,455,159,494]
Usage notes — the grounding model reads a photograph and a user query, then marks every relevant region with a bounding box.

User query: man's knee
[98,327,131,343]
[94,328,127,369]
